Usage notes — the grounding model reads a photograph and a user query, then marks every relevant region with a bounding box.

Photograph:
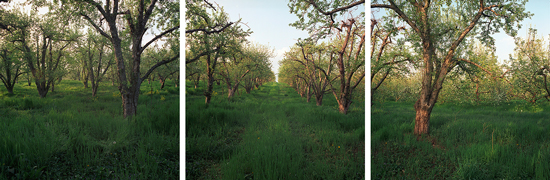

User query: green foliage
[289,0,364,40]
[507,28,550,103]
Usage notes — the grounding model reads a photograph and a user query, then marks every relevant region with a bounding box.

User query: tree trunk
[306,85,311,102]
[227,88,236,99]
[36,81,49,98]
[92,85,98,97]
[337,96,352,114]
[175,75,179,88]
[194,75,199,89]
[110,29,134,118]
[82,67,89,88]
[414,100,433,135]
[205,75,213,104]
[6,86,13,94]
[315,93,323,106]
[121,86,139,118]
[159,75,166,89]
[205,51,215,104]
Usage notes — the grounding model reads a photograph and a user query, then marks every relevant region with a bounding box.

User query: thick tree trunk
[36,81,49,98]
[6,86,13,94]
[337,96,352,114]
[315,93,323,106]
[111,31,134,117]
[414,100,433,135]
[244,86,252,93]
[121,86,139,118]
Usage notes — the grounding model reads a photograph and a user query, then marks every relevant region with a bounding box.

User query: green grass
[372,101,550,179]
[0,80,179,179]
[186,81,365,179]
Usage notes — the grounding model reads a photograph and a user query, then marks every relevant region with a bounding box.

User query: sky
[371,1,550,66]
[492,0,550,65]
[212,0,365,82]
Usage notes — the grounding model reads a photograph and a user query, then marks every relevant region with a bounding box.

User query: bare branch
[140,53,179,83]
[80,13,112,41]
[141,25,179,53]
[186,22,233,34]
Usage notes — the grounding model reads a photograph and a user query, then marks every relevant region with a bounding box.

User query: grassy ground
[0,80,179,179]
[186,81,365,179]
[372,101,550,179]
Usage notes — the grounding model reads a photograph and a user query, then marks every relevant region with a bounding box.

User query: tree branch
[80,13,112,41]
[141,25,179,53]
[186,22,233,34]
[140,53,178,83]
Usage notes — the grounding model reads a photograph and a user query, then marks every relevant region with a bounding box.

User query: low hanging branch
[140,53,179,84]
[455,58,495,79]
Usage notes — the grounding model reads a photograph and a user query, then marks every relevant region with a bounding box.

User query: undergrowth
[186,81,365,179]
[0,80,179,179]
[372,101,550,179]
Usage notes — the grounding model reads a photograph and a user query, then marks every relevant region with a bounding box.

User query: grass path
[186,82,364,179]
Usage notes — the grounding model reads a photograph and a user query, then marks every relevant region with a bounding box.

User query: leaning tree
[372,0,532,135]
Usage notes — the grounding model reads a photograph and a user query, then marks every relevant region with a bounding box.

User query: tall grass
[186,81,364,179]
[372,101,550,179]
[0,80,179,179]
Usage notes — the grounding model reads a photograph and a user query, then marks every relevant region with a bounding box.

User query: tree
[0,11,24,94]
[0,41,24,94]
[219,42,274,99]
[186,58,204,89]
[508,28,550,103]
[283,42,334,105]
[279,53,312,100]
[289,0,365,114]
[242,52,273,93]
[67,0,179,117]
[372,0,532,135]
[82,29,114,97]
[186,0,250,104]
[143,43,179,90]
[370,16,416,105]
[12,9,78,98]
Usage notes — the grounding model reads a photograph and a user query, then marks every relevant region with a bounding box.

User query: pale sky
[371,1,550,66]
[492,0,550,65]
[213,0,365,82]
